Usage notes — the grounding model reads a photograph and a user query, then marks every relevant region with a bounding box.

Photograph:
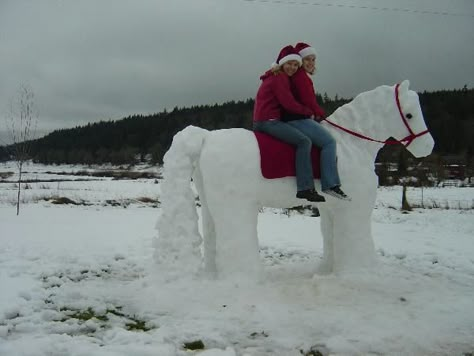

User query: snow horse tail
[154,125,209,275]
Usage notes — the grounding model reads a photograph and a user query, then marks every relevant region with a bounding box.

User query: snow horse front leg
[201,201,217,276]
[316,206,335,274]
[330,203,376,273]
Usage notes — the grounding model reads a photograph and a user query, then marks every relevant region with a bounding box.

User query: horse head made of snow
[155,80,434,279]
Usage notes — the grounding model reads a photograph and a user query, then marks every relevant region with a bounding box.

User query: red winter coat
[290,68,326,119]
[253,70,313,122]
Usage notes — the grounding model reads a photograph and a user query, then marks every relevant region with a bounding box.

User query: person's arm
[272,74,313,116]
[292,72,326,120]
[312,95,326,121]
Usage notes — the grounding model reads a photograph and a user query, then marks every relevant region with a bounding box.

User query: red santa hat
[272,45,302,68]
[295,42,317,58]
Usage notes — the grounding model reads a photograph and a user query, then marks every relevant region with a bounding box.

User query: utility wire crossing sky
[242,0,474,17]
[0,0,473,140]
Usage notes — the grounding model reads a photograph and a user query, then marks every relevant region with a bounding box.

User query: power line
[242,0,474,18]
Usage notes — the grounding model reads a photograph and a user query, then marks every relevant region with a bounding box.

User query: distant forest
[1,87,473,168]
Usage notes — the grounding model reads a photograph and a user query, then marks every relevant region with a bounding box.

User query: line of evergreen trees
[0,88,472,166]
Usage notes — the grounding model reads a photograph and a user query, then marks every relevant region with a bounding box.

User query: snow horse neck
[155,80,435,279]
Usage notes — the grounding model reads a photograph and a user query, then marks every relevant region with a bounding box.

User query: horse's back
[197,128,308,208]
[199,128,261,192]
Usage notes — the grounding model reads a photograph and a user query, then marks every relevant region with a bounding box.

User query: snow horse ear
[399,80,410,92]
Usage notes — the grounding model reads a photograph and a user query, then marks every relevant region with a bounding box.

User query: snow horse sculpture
[155,80,434,278]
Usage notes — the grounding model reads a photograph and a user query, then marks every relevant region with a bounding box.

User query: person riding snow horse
[253,44,350,202]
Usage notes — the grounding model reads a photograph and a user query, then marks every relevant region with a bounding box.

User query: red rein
[323,83,429,147]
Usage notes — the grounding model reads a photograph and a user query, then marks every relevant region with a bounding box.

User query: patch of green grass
[183,340,205,350]
[58,306,155,333]
[41,269,154,336]
[67,308,109,322]
[125,317,152,332]
[41,267,113,286]
[249,331,268,339]
[107,307,125,317]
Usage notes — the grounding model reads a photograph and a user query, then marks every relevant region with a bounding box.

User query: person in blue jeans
[289,42,350,200]
[280,42,350,201]
[254,44,350,201]
[285,118,349,200]
[253,45,326,202]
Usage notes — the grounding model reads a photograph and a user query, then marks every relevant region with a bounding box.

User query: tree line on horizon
[0,88,473,171]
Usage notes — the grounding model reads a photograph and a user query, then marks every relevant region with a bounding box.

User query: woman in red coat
[282,42,350,201]
[291,42,326,121]
[253,45,326,202]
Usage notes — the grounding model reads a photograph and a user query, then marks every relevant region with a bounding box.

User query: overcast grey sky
[1,0,473,142]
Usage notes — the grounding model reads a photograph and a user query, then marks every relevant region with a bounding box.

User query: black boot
[323,186,352,201]
[296,189,326,202]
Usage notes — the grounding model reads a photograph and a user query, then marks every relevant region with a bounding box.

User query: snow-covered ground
[1,162,473,356]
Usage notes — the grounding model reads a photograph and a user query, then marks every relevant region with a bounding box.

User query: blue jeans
[254,119,340,191]
[287,119,340,191]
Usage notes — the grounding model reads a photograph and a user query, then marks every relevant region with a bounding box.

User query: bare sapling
[5,85,38,215]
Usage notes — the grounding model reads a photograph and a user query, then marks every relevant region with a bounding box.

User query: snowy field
[0,162,473,356]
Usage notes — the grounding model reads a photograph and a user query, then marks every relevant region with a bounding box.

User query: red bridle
[322,83,430,147]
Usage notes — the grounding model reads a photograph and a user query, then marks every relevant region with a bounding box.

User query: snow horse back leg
[193,167,217,276]
[205,190,262,280]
